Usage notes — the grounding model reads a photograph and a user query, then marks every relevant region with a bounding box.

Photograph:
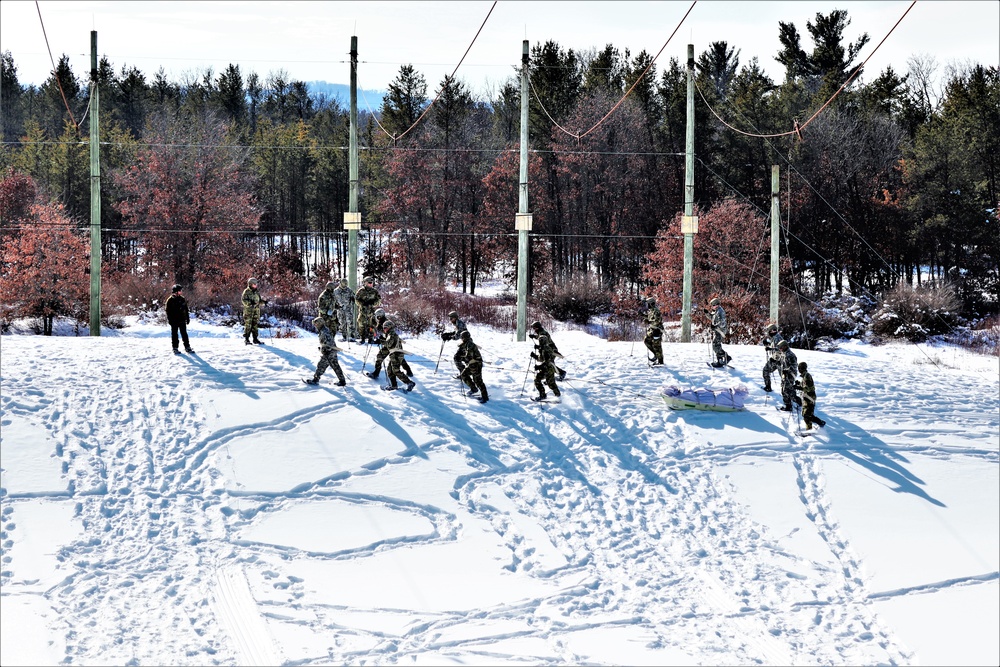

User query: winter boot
[335,379,347,387]
[467,388,480,396]
[553,388,561,397]
[185,347,195,353]
[244,338,252,345]
[173,348,181,355]
[405,380,416,393]
[366,370,380,379]
[779,404,793,411]
[478,394,489,404]
[558,369,567,381]
[304,377,319,385]
[532,391,547,402]
[383,384,398,391]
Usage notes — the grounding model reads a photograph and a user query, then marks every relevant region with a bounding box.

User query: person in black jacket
[165,284,194,354]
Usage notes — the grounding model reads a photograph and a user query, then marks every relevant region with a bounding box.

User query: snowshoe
[777,405,793,412]
[244,339,252,346]
[365,371,379,379]
[467,388,480,396]
[382,385,398,391]
[478,396,489,404]
[253,339,264,345]
[172,349,181,355]
[762,385,773,393]
[185,348,195,354]
[335,379,346,387]
[303,378,319,385]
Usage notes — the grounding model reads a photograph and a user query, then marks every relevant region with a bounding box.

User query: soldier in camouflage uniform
[241,277,268,345]
[304,317,347,386]
[379,320,415,392]
[367,308,413,380]
[333,278,357,341]
[761,323,784,392]
[355,277,382,344]
[795,361,826,429]
[456,330,489,403]
[316,281,340,334]
[440,310,469,375]
[643,297,665,366]
[529,321,561,401]
[708,297,732,367]
[777,340,799,411]
[529,322,566,381]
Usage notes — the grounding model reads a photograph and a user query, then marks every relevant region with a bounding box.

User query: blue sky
[2,1,997,97]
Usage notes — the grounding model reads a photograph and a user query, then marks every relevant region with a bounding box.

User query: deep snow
[1,316,998,666]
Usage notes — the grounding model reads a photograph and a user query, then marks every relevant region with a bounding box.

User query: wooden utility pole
[515,40,532,342]
[89,30,102,335]
[680,44,697,342]
[345,36,361,288]
[770,165,780,323]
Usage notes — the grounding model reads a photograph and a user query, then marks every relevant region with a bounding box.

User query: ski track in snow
[1,334,996,665]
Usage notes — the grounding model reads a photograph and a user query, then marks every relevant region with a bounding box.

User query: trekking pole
[361,341,373,373]
[519,352,533,397]
[434,339,446,374]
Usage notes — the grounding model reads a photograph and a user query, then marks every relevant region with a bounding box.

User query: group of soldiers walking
[177,278,822,421]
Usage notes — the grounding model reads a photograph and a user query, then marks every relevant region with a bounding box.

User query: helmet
[171,284,182,293]
[767,324,778,334]
[778,340,789,350]
[326,281,336,290]
[339,278,348,287]
[646,297,656,305]
[382,320,395,330]
[448,310,458,319]
[710,297,720,306]
[459,330,471,341]
[363,277,374,286]
[248,277,258,286]
[798,361,807,371]
[312,317,325,329]
[530,320,542,331]
[375,308,385,318]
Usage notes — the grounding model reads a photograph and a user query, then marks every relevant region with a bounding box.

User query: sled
[661,385,748,412]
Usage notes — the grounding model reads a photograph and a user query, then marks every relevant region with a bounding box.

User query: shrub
[871,283,965,342]
[779,293,877,349]
[535,276,613,325]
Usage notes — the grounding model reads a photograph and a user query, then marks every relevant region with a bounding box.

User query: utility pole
[770,165,780,324]
[515,40,532,342]
[89,30,102,336]
[344,36,361,289]
[680,44,697,342]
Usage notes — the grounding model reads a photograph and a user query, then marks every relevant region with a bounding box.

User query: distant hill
[306,81,387,110]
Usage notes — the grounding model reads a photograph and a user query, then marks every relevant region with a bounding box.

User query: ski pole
[361,340,373,373]
[434,338,445,374]
[520,352,533,397]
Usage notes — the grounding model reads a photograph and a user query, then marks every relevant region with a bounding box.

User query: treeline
[1,9,997,331]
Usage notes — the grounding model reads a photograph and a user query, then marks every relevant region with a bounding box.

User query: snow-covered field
[1,317,998,666]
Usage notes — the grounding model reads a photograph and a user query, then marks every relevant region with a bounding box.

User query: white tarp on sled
[661,384,748,411]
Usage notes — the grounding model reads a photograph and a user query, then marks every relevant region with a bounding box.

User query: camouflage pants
[357,309,376,342]
[386,353,411,388]
[243,309,261,340]
[314,348,346,383]
[372,347,412,378]
[712,328,727,360]
[320,314,339,335]
[780,371,799,408]
[337,305,356,338]
[801,397,820,427]
[644,327,663,363]
[762,357,781,388]
[534,362,560,397]
[460,361,488,398]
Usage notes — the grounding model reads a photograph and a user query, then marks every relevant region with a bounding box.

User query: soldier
[777,339,799,411]
[165,284,194,354]
[440,310,469,376]
[241,277,268,345]
[761,323,784,392]
[355,277,382,344]
[528,321,566,380]
[304,317,347,387]
[316,281,340,333]
[367,308,413,379]
[643,297,664,366]
[708,297,732,367]
[529,321,561,401]
[378,320,415,392]
[795,361,826,429]
[456,330,489,403]
[333,278,358,341]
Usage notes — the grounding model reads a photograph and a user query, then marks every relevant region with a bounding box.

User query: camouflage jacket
[457,338,483,368]
[534,333,558,365]
[763,331,784,361]
[798,369,816,404]
[711,306,727,335]
[381,330,404,356]
[317,288,338,317]
[780,348,798,377]
[317,326,340,353]
[333,285,355,309]
[241,286,263,313]
[355,286,381,312]
[645,305,663,332]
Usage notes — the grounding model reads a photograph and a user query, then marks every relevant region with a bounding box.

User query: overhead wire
[34,0,79,131]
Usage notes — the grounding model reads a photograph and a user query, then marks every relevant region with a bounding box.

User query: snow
[1,319,998,666]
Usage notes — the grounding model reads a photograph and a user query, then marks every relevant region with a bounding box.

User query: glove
[327,309,333,316]
[530,352,538,360]
[441,332,453,341]
[534,364,543,371]
[794,380,802,389]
